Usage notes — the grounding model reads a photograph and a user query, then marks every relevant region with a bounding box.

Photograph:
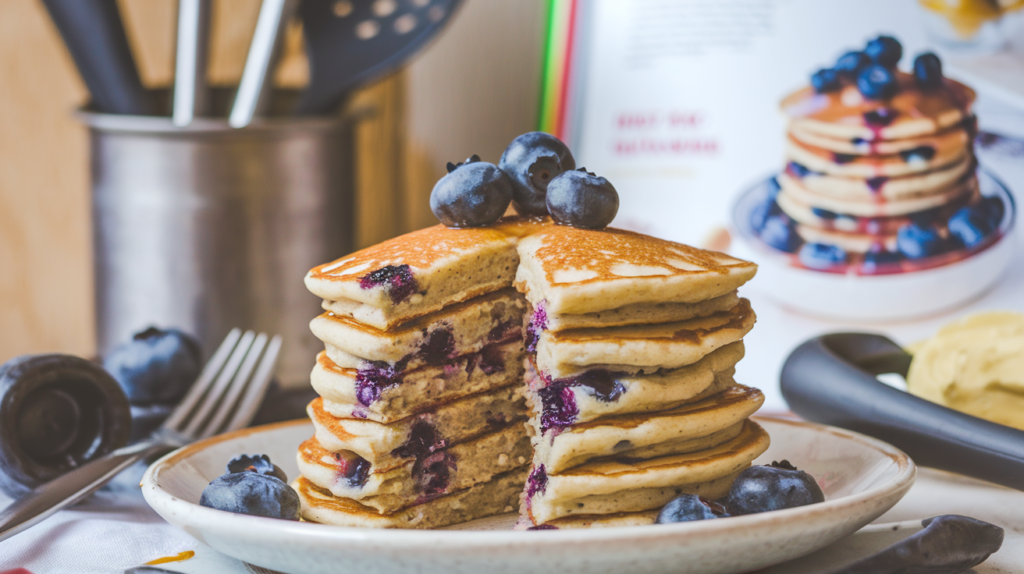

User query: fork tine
[162,328,242,433]
[181,330,257,438]
[224,334,282,433]
[200,333,268,437]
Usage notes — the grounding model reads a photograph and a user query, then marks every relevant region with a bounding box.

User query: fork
[0,328,282,542]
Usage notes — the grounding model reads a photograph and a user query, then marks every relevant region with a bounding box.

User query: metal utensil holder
[79,98,353,388]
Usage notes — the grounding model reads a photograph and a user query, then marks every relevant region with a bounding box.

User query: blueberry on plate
[863,249,902,273]
[656,494,729,524]
[948,206,995,248]
[227,454,288,483]
[750,198,781,233]
[798,242,847,269]
[811,68,841,93]
[499,132,576,216]
[545,168,619,229]
[834,50,869,78]
[896,223,949,259]
[430,156,514,228]
[759,215,802,254]
[200,471,300,520]
[979,195,1005,228]
[103,327,202,406]
[857,65,899,100]
[864,35,902,68]
[913,52,943,89]
[724,463,824,516]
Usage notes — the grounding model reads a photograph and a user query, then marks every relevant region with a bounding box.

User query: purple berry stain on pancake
[360,264,418,304]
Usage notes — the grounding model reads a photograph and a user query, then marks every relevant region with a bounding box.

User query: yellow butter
[907,311,1024,430]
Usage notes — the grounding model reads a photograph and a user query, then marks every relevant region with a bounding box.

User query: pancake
[790,155,974,200]
[796,225,898,254]
[515,226,757,316]
[525,342,744,429]
[312,288,524,369]
[525,420,769,524]
[310,340,525,423]
[297,423,530,512]
[306,385,526,467]
[526,469,743,528]
[779,172,976,218]
[534,299,755,378]
[536,292,740,332]
[788,120,973,156]
[786,137,968,179]
[294,467,527,529]
[530,385,764,473]
[305,218,547,330]
[780,73,975,141]
[776,184,972,235]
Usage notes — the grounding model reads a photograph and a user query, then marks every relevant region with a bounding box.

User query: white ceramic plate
[142,417,915,574]
[731,169,1017,322]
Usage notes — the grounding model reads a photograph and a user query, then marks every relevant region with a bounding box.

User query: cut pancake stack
[293,223,539,529]
[514,225,769,528]
[778,70,977,257]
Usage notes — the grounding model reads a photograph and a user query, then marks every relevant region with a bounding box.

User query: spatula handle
[41,0,155,115]
[780,332,1024,491]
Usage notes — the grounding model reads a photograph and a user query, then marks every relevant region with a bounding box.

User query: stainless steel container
[79,109,353,388]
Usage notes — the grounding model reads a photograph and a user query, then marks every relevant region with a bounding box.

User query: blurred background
[0,0,546,362]
[2,0,1023,412]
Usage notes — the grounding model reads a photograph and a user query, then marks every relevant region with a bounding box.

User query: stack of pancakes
[293,222,540,528]
[778,71,977,256]
[514,225,768,528]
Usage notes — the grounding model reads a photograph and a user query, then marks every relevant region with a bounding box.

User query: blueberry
[760,215,802,253]
[857,65,899,100]
[200,472,300,520]
[864,35,903,68]
[499,132,576,216]
[811,207,839,220]
[787,162,814,178]
[227,454,287,483]
[979,196,1005,228]
[656,494,729,524]
[948,206,995,248]
[723,464,824,516]
[360,264,418,304]
[545,168,619,229]
[835,50,869,78]
[103,327,202,406]
[912,52,944,90]
[799,243,847,269]
[897,223,948,259]
[430,157,513,228]
[863,249,902,273]
[811,68,841,93]
[750,198,781,232]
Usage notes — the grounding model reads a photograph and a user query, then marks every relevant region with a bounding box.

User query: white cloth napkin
[0,467,197,574]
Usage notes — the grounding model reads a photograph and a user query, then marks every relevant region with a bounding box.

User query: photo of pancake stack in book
[516,224,770,528]
[292,223,536,528]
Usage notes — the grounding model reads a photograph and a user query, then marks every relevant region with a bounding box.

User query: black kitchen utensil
[296,0,463,115]
[41,0,156,115]
[781,333,1024,491]
[0,354,131,498]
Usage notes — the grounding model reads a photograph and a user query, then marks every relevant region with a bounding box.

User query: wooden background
[0,0,545,361]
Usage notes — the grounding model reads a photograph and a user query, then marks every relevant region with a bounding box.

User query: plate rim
[142,415,917,546]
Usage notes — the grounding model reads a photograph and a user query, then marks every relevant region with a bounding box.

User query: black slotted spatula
[781,332,1024,491]
[296,0,463,115]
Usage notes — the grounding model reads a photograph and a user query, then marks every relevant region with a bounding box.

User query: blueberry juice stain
[538,370,625,433]
[359,264,418,304]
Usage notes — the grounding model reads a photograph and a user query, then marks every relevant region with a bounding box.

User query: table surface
[1,137,1022,574]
